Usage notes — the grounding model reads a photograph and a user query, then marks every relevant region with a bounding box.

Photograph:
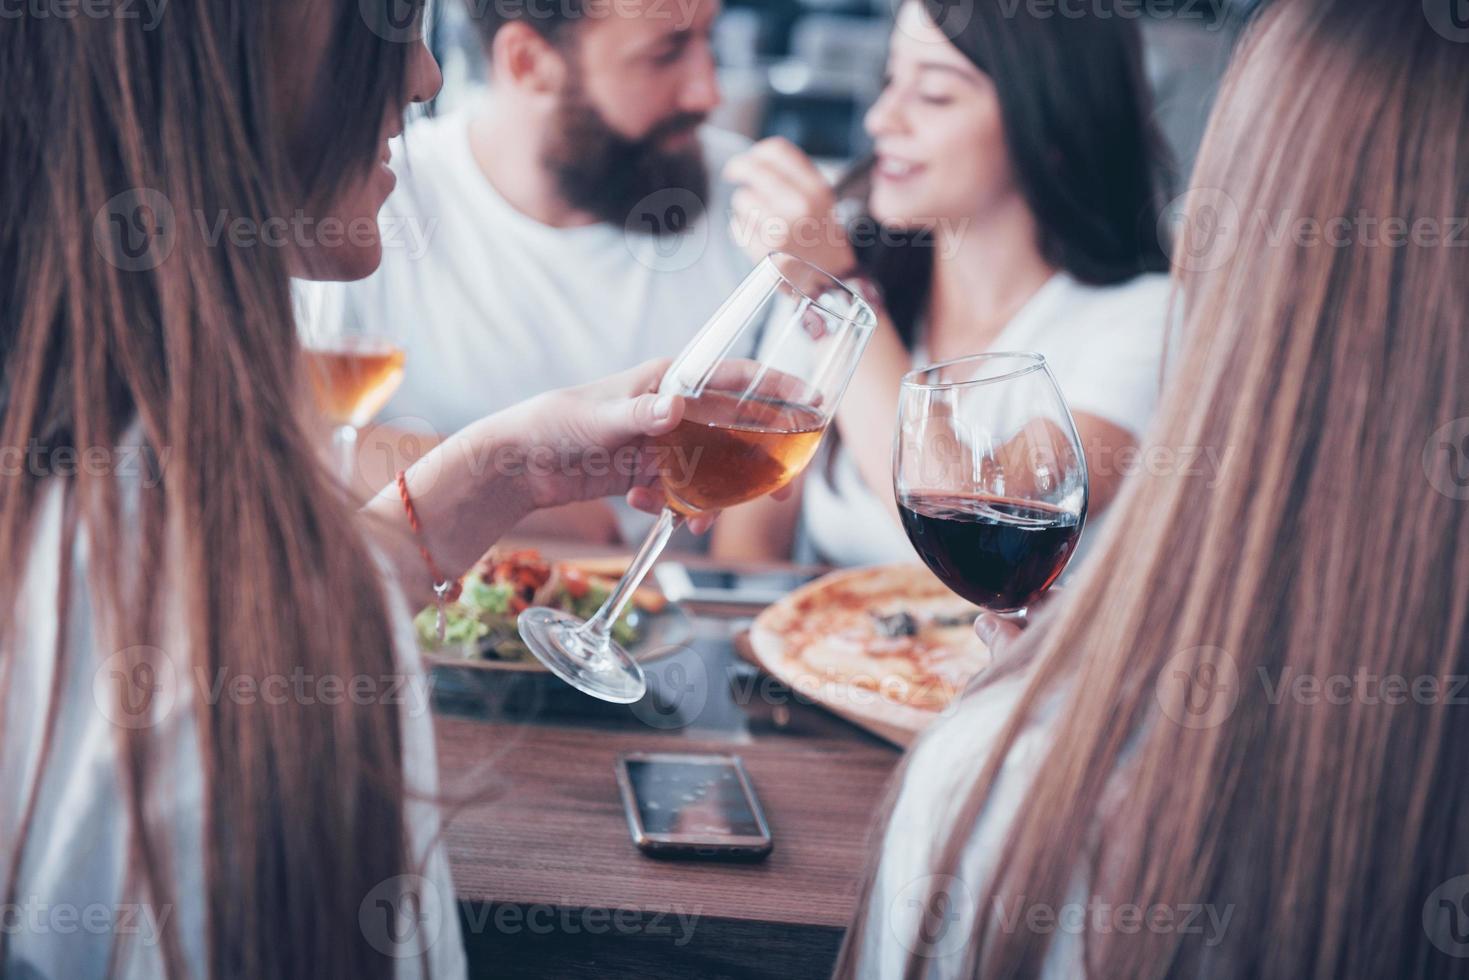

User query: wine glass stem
[332,424,358,486]
[579,507,683,646]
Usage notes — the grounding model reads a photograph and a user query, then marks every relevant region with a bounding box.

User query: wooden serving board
[746,564,990,748]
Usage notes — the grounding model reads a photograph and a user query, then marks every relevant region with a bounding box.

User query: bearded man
[303,0,752,540]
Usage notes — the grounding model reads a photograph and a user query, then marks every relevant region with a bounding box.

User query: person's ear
[491,22,568,95]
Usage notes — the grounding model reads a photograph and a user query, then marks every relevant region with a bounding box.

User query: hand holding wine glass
[518,253,878,703]
[895,353,1088,618]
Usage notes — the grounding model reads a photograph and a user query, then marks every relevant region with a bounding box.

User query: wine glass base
[516,607,647,704]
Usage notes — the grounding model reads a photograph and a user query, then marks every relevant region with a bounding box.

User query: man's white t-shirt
[300,106,756,438]
[802,272,1174,569]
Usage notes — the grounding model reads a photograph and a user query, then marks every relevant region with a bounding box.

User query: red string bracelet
[396,469,462,642]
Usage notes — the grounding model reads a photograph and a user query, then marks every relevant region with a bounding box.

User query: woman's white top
[1,480,467,979]
[803,271,1173,568]
[849,661,1084,978]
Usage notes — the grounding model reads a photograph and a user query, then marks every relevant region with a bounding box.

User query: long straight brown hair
[837,0,1469,976]
[1,2,427,978]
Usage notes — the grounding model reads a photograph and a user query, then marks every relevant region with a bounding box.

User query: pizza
[749,564,991,743]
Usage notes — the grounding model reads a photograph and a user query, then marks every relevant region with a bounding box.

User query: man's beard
[543,78,710,232]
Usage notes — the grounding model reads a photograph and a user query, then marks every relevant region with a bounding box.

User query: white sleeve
[852,670,1051,980]
[1041,275,1174,440]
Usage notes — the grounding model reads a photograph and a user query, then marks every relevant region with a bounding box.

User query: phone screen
[624,758,763,837]
[683,568,817,595]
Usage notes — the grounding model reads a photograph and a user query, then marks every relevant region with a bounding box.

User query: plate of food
[747,564,991,745]
[417,549,693,672]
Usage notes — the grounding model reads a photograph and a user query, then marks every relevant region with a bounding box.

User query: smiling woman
[712,0,1171,568]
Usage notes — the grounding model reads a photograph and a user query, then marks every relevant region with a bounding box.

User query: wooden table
[431,599,903,978]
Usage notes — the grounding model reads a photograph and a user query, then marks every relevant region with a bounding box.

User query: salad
[415,549,657,660]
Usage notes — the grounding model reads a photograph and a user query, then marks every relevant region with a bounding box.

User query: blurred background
[424,0,1261,191]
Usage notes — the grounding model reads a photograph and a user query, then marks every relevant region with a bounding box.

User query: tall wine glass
[519,253,877,702]
[894,353,1088,617]
[298,305,407,484]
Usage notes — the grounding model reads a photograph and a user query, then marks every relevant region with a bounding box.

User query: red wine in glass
[899,492,1081,613]
[894,352,1089,617]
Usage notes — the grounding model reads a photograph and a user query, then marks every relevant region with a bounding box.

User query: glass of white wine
[298,299,406,484]
[517,253,878,703]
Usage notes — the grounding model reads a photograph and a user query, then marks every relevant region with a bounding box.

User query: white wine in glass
[301,331,406,482]
[518,252,878,702]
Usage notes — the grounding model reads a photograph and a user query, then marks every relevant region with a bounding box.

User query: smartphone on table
[615,752,773,861]
[654,562,821,611]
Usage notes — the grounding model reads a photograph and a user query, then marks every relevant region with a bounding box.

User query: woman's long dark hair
[837,0,1469,975]
[1,2,427,978]
[855,0,1171,344]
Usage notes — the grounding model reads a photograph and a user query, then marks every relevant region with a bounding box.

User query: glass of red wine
[894,352,1088,617]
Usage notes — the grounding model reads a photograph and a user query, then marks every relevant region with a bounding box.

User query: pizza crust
[749,564,991,746]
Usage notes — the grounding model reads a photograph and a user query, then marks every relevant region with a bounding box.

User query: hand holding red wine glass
[894,353,1088,617]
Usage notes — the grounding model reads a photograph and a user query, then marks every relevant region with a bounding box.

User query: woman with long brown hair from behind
[0,1,712,977]
[838,0,1469,975]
